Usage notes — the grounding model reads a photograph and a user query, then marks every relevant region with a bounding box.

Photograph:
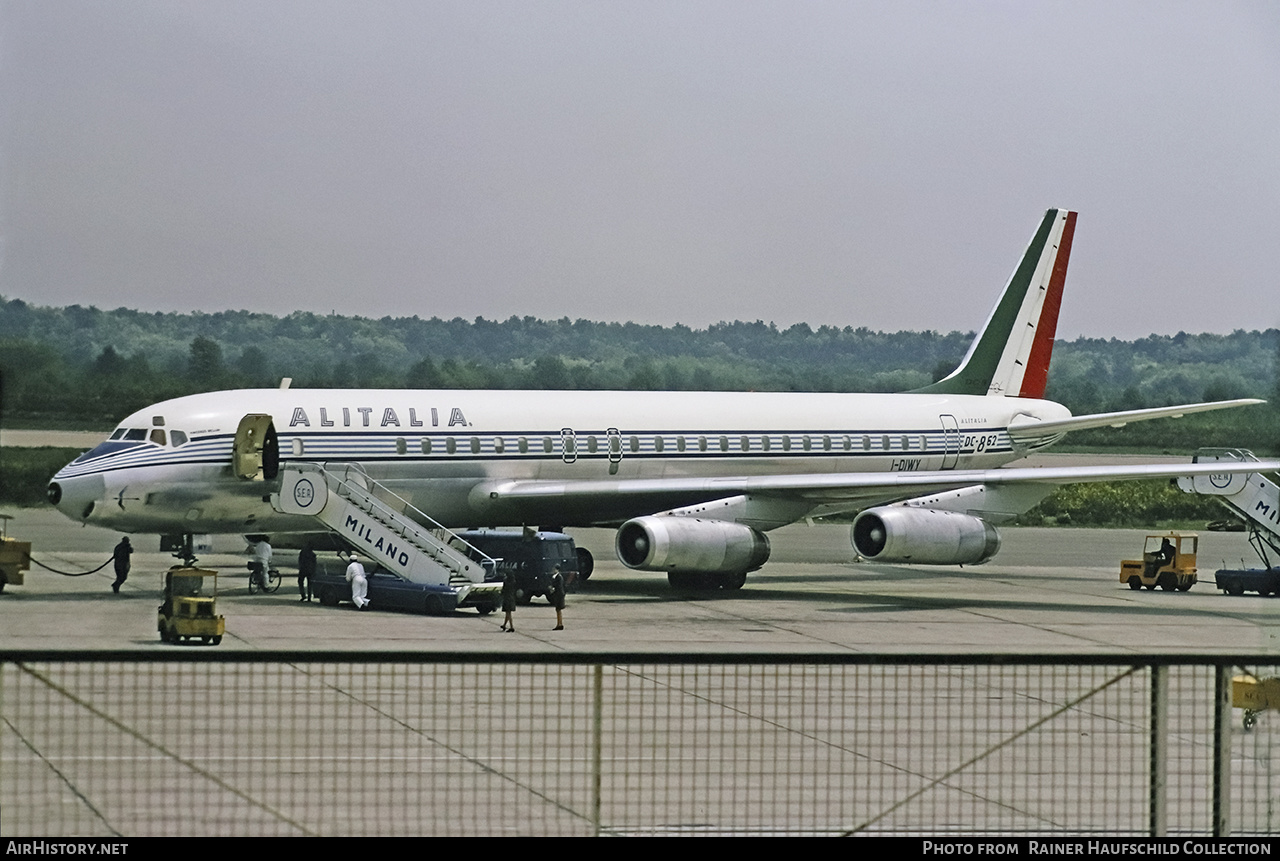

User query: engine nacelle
[851,507,1001,565]
[616,516,771,573]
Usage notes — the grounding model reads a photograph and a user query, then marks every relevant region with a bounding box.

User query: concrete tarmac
[3,506,1277,655]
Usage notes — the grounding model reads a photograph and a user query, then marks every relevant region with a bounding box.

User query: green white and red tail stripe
[915,209,1077,399]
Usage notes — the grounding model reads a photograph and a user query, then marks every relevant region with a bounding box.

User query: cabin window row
[288,432,944,457]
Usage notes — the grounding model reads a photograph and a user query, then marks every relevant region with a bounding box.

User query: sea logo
[292,478,316,509]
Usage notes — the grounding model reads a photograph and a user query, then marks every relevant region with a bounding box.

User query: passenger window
[655,437,664,453]
[518,437,528,454]
[396,438,407,455]
[629,436,639,453]
[495,437,505,454]
[587,436,598,454]
[422,439,433,454]
[446,438,457,455]
[698,436,707,452]
[293,438,305,456]
[761,436,771,452]
[470,438,481,454]
[677,436,686,452]
[543,437,553,453]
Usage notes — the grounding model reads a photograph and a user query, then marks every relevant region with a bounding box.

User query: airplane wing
[477,457,1280,522]
[1007,398,1264,447]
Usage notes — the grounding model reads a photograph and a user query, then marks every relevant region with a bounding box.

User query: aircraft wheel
[516,590,533,606]
[721,570,747,590]
[318,588,339,607]
[576,548,594,582]
[1225,580,1245,596]
[1127,577,1142,591]
[476,604,495,616]
[424,594,447,616]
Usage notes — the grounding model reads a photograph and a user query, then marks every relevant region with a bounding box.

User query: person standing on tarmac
[548,564,566,631]
[111,536,132,593]
[499,568,517,632]
[297,546,316,602]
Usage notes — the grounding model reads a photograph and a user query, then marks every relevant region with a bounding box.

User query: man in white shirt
[344,553,369,610]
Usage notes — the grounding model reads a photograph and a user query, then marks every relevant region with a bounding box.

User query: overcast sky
[1,1,1277,339]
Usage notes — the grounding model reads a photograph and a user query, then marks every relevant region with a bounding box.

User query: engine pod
[616,516,770,573]
[851,507,1001,565]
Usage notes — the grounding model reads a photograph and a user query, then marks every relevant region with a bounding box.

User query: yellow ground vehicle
[158,567,225,645]
[0,515,30,593]
[1232,674,1280,730]
[1120,532,1198,591]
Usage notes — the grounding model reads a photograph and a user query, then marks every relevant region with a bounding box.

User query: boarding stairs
[1177,448,1280,562]
[272,462,501,604]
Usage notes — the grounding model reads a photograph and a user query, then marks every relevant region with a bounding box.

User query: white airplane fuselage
[48,387,1070,536]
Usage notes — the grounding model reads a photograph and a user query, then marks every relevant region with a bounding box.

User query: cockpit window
[124,428,147,441]
[109,428,127,440]
[149,429,166,446]
[170,431,188,448]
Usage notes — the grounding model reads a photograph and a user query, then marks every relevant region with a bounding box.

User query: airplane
[46,209,1276,591]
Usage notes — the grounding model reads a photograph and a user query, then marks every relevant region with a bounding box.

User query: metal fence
[1,653,1277,837]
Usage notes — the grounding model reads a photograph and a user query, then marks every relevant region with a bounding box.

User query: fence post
[1213,664,1232,836]
[592,663,603,837]
[1149,663,1167,836]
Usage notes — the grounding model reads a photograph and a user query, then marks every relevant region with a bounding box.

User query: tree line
[0,296,1276,453]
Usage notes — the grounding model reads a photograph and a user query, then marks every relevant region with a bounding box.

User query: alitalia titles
[288,406,469,429]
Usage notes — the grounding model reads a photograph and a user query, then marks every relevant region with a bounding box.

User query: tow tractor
[158,567,225,645]
[1120,531,1197,591]
[0,514,30,593]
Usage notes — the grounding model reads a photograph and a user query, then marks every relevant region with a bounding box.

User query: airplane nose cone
[48,473,105,522]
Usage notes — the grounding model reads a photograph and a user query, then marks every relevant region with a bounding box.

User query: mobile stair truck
[1177,448,1280,596]
[272,462,503,614]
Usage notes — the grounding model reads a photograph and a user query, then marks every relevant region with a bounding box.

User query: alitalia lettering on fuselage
[289,406,468,429]
[344,513,412,568]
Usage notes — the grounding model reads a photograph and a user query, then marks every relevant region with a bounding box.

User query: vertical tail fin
[913,209,1076,398]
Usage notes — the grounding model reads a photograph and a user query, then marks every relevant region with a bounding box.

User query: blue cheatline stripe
[56,427,1012,476]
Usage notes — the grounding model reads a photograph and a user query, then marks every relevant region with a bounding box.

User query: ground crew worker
[298,546,315,602]
[111,536,132,593]
[548,564,566,631]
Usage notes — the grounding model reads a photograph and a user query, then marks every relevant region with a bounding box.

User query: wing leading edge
[478,457,1280,524]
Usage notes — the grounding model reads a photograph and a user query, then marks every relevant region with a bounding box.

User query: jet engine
[851,507,1001,565]
[615,516,770,573]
